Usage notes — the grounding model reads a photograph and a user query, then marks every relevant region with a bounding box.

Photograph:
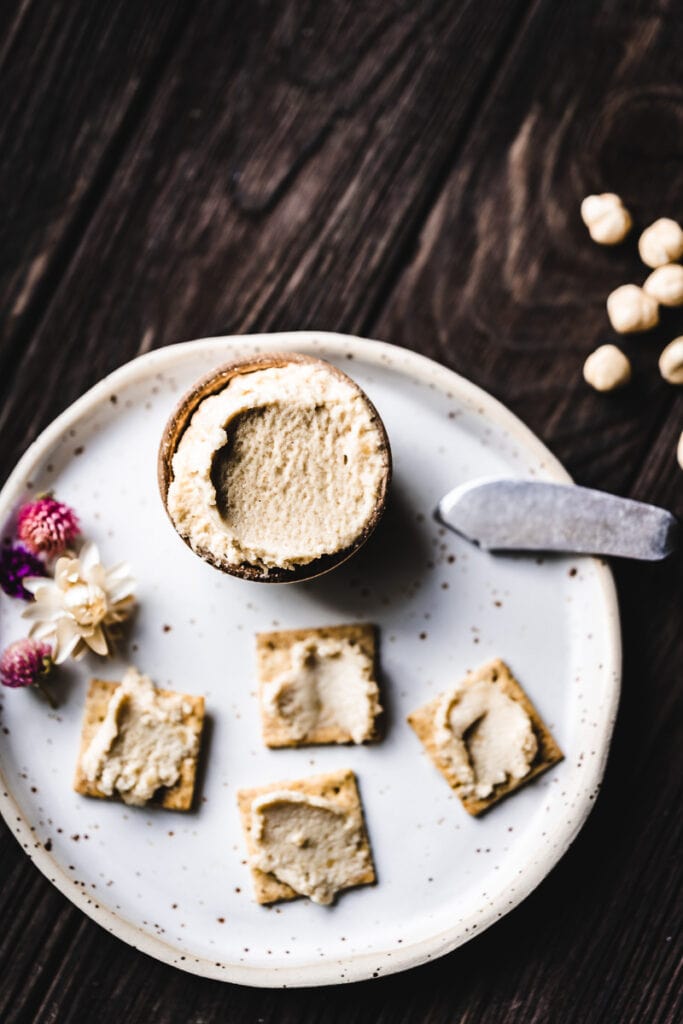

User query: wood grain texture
[0,0,682,1021]
[375,0,683,501]
[0,0,195,349]
[0,0,527,461]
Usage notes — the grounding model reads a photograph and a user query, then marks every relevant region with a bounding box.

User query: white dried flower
[580,193,632,245]
[22,542,135,663]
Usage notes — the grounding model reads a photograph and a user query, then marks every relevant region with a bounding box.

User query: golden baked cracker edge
[73,678,205,812]
[407,659,563,816]
[255,624,381,748]
[236,768,376,905]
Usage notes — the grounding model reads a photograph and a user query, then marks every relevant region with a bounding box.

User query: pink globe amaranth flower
[0,638,53,689]
[17,497,80,558]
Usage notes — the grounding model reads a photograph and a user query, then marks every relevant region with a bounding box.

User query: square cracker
[73,679,205,811]
[407,659,563,816]
[255,623,381,748]
[237,768,376,905]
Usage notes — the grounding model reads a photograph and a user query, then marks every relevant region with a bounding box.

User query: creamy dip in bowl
[158,353,391,582]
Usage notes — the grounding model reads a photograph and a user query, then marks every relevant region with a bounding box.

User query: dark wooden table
[1,2,681,1021]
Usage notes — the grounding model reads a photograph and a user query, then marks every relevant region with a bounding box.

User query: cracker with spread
[237,769,376,905]
[73,667,205,810]
[407,658,563,816]
[256,624,382,748]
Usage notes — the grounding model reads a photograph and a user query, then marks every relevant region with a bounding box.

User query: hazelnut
[580,193,632,245]
[658,337,683,384]
[606,284,659,333]
[638,218,683,268]
[643,264,683,306]
[583,344,631,392]
[678,432,683,471]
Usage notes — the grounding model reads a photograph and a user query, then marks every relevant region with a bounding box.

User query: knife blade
[436,478,679,561]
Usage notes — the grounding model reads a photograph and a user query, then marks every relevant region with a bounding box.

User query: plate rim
[0,332,621,987]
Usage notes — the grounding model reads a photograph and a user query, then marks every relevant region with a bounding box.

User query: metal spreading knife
[436,478,679,561]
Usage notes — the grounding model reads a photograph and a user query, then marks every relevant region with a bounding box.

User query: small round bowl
[158,352,392,583]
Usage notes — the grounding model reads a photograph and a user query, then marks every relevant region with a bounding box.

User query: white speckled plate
[0,333,620,987]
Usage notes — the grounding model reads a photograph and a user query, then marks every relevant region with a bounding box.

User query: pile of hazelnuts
[580,195,683,470]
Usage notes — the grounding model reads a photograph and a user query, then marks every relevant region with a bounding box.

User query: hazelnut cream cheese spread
[263,636,380,743]
[166,363,387,572]
[81,667,198,806]
[250,790,370,904]
[435,676,538,799]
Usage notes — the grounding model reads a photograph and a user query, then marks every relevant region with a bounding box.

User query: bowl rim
[157,351,393,583]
